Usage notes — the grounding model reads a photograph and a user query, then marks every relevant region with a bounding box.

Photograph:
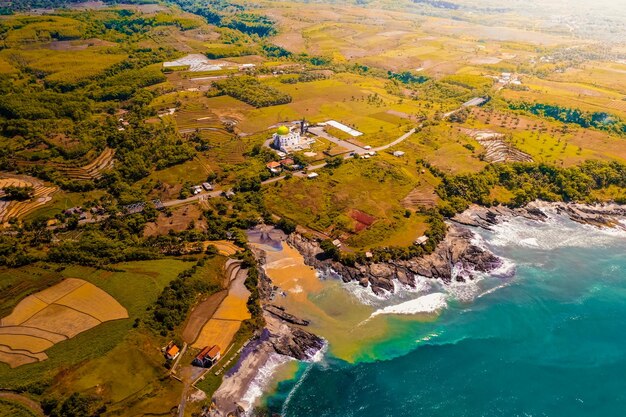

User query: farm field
[192,266,250,352]
[0,276,128,368]
[0,174,58,225]
[463,108,626,166]
[0,259,191,387]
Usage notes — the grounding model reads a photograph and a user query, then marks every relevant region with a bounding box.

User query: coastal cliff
[287,223,504,295]
[453,201,626,231]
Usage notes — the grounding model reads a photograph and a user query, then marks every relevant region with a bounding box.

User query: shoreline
[209,201,626,416]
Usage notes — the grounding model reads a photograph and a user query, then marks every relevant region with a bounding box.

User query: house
[415,235,429,245]
[193,345,221,368]
[63,207,83,216]
[279,158,295,169]
[202,182,213,191]
[165,344,180,361]
[332,239,342,248]
[307,172,319,179]
[393,151,405,157]
[266,161,282,174]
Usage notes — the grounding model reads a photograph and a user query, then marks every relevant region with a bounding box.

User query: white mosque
[272,124,314,153]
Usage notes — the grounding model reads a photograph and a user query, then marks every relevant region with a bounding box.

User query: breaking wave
[241,353,294,413]
[486,207,626,251]
[370,293,448,317]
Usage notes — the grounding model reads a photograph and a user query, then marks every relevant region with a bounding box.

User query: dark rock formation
[270,323,325,361]
[453,202,626,231]
[264,304,310,326]
[287,223,503,295]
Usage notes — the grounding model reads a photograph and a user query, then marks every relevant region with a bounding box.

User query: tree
[2,185,33,201]
[277,218,296,234]
[324,156,343,169]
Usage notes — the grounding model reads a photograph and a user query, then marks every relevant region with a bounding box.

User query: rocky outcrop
[287,223,504,295]
[268,317,324,360]
[453,201,626,231]
[264,304,310,326]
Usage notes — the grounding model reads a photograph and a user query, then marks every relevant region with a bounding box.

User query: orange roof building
[165,344,180,360]
[193,345,221,368]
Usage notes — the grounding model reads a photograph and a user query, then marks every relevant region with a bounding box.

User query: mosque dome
[277,125,290,136]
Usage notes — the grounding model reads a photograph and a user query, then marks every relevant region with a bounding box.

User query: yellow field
[33,278,85,304]
[191,267,250,350]
[54,283,128,322]
[192,319,241,351]
[0,348,46,369]
[0,278,128,367]
[0,297,48,327]
[211,296,251,321]
[22,304,101,338]
[0,326,67,343]
[205,240,242,256]
[0,334,54,353]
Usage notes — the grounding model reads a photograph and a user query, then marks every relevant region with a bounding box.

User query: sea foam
[370,293,448,317]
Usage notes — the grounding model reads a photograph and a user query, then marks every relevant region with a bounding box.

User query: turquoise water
[266,213,626,416]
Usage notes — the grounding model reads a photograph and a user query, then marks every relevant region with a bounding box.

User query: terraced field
[461,128,534,163]
[0,278,128,368]
[0,175,58,225]
[15,147,115,181]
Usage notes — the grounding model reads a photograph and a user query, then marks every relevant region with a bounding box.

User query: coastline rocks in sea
[287,224,503,295]
[264,304,310,326]
[454,201,626,231]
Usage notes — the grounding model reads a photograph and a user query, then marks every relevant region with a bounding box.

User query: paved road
[373,128,417,152]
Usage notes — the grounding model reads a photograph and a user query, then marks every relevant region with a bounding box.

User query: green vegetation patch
[213,76,292,108]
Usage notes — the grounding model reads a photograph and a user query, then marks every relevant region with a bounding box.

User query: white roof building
[272,125,314,154]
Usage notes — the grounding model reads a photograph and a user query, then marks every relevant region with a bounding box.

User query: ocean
[263,210,626,416]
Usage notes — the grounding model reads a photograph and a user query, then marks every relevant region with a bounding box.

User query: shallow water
[264,210,626,416]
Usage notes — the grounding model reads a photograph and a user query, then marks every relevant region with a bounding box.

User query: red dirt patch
[349,209,376,232]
